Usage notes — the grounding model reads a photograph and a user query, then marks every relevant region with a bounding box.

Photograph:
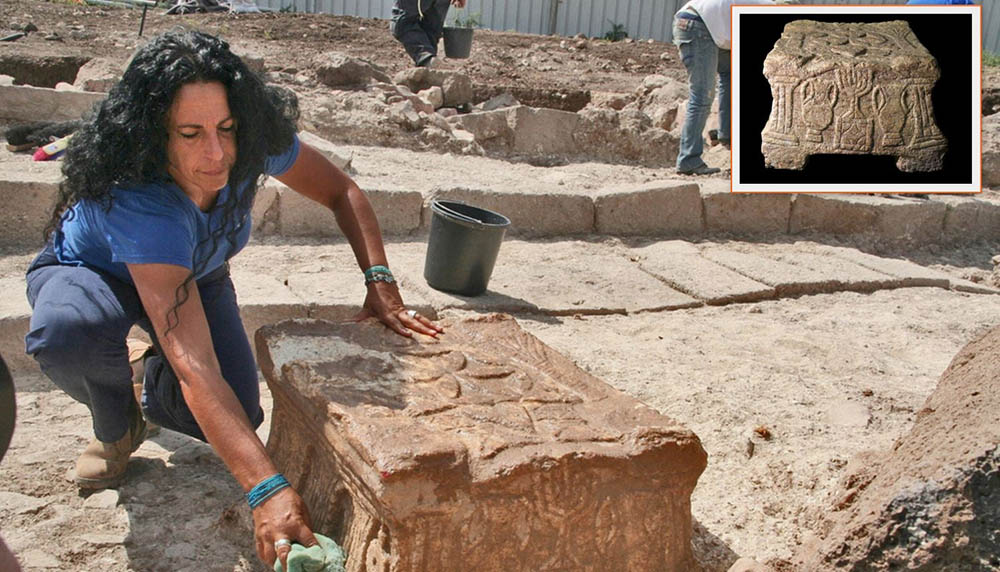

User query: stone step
[2,238,995,375]
[3,142,1000,250]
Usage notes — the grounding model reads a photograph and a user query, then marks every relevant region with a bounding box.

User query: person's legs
[25,250,149,488]
[717,48,731,145]
[139,263,262,442]
[25,259,145,443]
[674,16,719,172]
[390,0,437,66]
[420,0,452,58]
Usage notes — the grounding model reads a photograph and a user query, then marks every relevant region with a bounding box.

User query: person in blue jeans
[24,29,441,571]
[673,0,774,175]
[391,0,467,67]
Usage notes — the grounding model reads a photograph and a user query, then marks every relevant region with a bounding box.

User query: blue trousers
[390,0,451,65]
[24,243,263,443]
[673,15,731,172]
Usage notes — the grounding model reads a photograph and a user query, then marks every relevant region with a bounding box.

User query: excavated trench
[0,53,89,88]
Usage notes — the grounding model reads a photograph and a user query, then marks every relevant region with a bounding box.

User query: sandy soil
[2,238,999,571]
[2,1,1000,571]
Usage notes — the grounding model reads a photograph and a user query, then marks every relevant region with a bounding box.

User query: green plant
[450,9,481,28]
[603,20,628,42]
[986,51,1000,68]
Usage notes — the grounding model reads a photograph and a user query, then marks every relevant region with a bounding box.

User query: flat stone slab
[702,182,791,235]
[811,245,951,289]
[0,276,33,375]
[228,268,308,355]
[594,181,702,236]
[0,164,60,248]
[791,194,948,247]
[699,242,898,297]
[276,184,423,237]
[762,20,947,172]
[0,84,105,122]
[633,241,776,304]
[389,240,701,314]
[256,315,707,571]
[427,186,594,237]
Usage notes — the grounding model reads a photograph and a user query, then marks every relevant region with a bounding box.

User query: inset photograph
[731,4,980,193]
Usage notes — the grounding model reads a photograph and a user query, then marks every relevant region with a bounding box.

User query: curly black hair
[48,28,299,332]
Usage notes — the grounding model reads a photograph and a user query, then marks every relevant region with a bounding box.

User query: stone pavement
[2,237,996,376]
[3,130,1000,376]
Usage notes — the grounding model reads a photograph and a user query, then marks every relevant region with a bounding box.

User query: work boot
[127,339,160,437]
[677,164,721,176]
[74,399,148,489]
[416,52,435,68]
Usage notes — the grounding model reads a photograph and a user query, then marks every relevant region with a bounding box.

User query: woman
[24,28,441,568]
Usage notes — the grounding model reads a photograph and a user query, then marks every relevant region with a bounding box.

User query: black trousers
[390,0,451,65]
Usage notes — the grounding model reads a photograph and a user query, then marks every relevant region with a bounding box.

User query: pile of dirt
[0,0,681,106]
[2,0,695,167]
[796,323,1000,570]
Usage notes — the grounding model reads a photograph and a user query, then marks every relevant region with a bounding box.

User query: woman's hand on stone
[354,281,443,338]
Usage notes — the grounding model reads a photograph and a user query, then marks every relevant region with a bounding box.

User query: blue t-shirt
[54,134,300,284]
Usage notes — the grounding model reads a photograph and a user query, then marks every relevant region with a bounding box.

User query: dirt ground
[3,252,1000,572]
[0,0,677,109]
[2,1,1000,571]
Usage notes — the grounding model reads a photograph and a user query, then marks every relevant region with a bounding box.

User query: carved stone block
[256,315,707,571]
[762,20,947,172]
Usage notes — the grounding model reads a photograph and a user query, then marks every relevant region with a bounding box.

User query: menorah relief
[761,20,946,172]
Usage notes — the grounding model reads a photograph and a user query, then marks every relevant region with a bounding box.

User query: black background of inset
[737,13,973,185]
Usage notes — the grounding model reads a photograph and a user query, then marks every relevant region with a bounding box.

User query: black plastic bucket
[442,27,474,59]
[424,200,510,296]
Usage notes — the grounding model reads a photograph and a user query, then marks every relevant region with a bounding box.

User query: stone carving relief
[872,85,905,147]
[762,20,947,172]
[256,316,708,571]
[835,65,875,152]
[801,78,838,143]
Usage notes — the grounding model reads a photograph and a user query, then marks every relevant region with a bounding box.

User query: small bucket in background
[442,27,474,59]
[424,200,510,296]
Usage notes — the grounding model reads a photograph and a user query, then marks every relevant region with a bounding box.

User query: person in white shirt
[673,0,775,174]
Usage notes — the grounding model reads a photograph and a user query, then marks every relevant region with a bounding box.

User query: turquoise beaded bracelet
[363,265,395,285]
[363,265,391,279]
[246,473,290,509]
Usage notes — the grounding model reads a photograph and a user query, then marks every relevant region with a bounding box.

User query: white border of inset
[731,4,981,194]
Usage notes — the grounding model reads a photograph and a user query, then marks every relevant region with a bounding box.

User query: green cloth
[274,533,346,572]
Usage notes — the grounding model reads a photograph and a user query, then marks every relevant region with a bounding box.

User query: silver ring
[407,309,417,318]
[274,538,293,551]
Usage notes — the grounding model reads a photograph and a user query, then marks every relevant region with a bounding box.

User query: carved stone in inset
[872,85,905,147]
[801,78,838,143]
[762,20,947,172]
[256,315,708,572]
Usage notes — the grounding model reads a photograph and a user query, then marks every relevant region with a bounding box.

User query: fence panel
[249,0,993,53]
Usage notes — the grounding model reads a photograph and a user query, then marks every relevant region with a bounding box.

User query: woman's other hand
[254,487,319,570]
[353,281,443,338]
